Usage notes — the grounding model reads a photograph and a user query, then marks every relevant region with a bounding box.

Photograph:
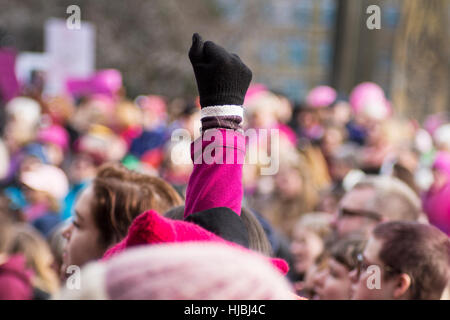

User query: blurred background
[1,0,448,119]
[0,0,449,300]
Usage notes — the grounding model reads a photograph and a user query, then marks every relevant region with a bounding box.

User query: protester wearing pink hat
[37,125,69,151]
[422,152,450,235]
[349,82,390,120]
[37,124,70,166]
[305,85,337,109]
[66,69,122,98]
[58,242,295,300]
[20,164,69,236]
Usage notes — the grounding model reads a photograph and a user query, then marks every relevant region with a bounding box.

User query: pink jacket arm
[184,128,245,218]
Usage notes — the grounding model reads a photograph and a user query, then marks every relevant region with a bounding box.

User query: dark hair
[373,221,450,300]
[328,234,366,271]
[164,205,273,256]
[164,205,185,220]
[240,207,272,256]
[91,162,183,249]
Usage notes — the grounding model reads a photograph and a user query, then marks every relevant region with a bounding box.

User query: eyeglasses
[355,253,402,279]
[338,207,383,222]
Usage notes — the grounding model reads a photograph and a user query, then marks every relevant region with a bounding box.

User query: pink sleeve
[184,128,245,218]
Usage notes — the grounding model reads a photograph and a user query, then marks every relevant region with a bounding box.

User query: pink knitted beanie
[60,242,295,300]
[102,210,289,275]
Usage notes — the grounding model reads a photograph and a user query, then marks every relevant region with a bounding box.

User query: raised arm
[184,33,252,218]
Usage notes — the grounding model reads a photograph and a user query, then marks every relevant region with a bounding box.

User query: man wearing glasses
[349,221,450,300]
[333,175,423,238]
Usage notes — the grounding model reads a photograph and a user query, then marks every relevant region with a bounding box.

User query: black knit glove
[189,33,252,130]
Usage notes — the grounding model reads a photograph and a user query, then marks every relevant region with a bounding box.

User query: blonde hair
[292,212,332,240]
[8,224,60,294]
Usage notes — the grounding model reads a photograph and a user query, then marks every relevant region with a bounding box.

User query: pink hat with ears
[349,82,389,119]
[102,210,289,275]
[432,151,450,177]
[305,85,337,109]
[37,125,70,151]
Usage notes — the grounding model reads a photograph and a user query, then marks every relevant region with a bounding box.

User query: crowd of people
[0,33,449,300]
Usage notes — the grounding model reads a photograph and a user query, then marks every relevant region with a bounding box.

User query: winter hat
[244,90,280,120]
[424,114,448,136]
[37,124,69,151]
[305,85,337,109]
[432,152,450,177]
[185,207,249,248]
[91,70,123,96]
[6,97,41,126]
[433,124,450,150]
[66,69,122,98]
[102,210,289,275]
[244,83,268,105]
[20,164,69,200]
[130,130,166,158]
[349,82,390,120]
[59,242,295,300]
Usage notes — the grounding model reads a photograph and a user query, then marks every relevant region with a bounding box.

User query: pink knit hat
[305,85,337,109]
[102,210,289,275]
[349,82,390,119]
[432,151,450,177]
[59,242,295,300]
[66,69,122,98]
[37,125,69,151]
[244,83,268,105]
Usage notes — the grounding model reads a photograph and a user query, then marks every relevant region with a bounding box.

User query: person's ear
[393,273,412,299]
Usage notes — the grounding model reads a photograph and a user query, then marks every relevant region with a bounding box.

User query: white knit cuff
[200,105,243,119]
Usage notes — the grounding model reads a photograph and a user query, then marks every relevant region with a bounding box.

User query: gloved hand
[189,33,252,110]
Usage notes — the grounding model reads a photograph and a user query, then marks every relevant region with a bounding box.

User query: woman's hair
[0,217,13,254]
[164,205,273,256]
[240,206,272,256]
[8,223,60,294]
[91,162,183,249]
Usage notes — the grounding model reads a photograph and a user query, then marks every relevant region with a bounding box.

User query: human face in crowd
[349,235,412,300]
[312,258,353,300]
[334,186,378,237]
[61,185,105,275]
[290,227,324,275]
[275,167,303,199]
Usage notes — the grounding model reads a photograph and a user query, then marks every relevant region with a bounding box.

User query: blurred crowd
[0,58,449,300]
